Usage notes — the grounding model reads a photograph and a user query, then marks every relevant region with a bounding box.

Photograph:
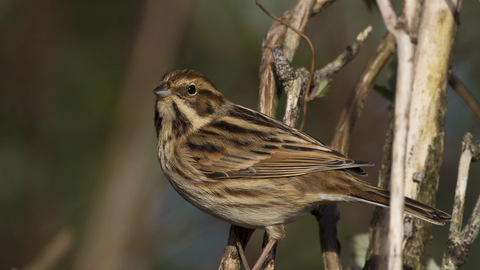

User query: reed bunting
[154,69,451,270]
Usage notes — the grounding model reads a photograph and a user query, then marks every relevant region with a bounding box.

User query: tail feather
[350,188,451,225]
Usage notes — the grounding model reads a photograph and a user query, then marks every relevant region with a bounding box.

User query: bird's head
[154,69,227,135]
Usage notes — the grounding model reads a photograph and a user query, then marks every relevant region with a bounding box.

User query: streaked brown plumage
[154,69,451,269]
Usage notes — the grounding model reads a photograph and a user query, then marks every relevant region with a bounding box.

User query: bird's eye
[187,85,197,95]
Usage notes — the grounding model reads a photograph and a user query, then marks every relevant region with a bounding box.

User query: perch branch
[223,1,334,268]
[218,226,254,270]
[441,133,480,269]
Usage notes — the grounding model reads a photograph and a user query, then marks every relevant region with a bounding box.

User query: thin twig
[449,73,480,122]
[308,26,373,101]
[441,133,480,269]
[332,32,394,155]
[298,25,373,130]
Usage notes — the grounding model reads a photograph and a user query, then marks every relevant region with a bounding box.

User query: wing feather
[182,105,373,180]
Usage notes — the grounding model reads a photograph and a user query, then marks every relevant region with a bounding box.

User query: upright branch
[442,133,480,269]
[375,1,416,269]
[402,0,461,268]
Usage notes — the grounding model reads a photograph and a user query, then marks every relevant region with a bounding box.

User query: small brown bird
[154,69,451,270]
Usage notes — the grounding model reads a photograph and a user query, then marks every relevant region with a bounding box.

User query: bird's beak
[153,84,172,98]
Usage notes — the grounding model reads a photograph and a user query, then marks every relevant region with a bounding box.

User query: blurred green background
[1,0,480,269]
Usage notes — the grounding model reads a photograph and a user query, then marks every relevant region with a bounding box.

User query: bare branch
[364,107,395,270]
[376,1,416,268]
[299,25,373,130]
[376,0,398,32]
[402,0,461,268]
[308,26,372,101]
[449,73,480,123]
[260,233,278,270]
[441,133,480,269]
[451,134,477,233]
[332,32,395,155]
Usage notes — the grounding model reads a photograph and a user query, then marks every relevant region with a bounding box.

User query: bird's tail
[349,182,451,225]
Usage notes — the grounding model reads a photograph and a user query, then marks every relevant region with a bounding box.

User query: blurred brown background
[1,1,479,269]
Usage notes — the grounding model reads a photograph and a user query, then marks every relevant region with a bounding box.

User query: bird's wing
[181,105,373,180]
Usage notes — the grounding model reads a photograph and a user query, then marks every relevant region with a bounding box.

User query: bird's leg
[234,226,251,270]
[251,238,276,270]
